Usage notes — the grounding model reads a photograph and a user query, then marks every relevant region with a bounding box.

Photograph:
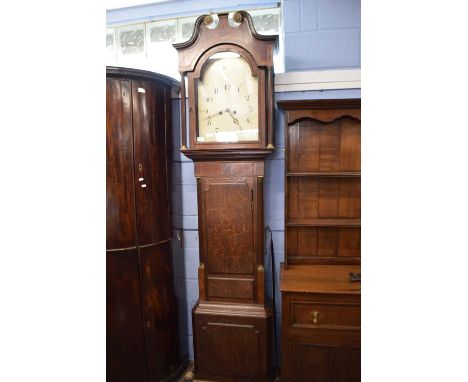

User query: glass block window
[149,19,176,43]
[116,24,146,68]
[249,8,280,35]
[119,27,144,55]
[106,29,116,64]
[106,7,283,78]
[178,16,197,42]
[146,19,178,78]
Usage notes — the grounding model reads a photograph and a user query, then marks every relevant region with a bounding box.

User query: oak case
[278,100,361,382]
[173,12,277,382]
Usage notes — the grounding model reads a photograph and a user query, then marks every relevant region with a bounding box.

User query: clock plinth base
[192,301,273,382]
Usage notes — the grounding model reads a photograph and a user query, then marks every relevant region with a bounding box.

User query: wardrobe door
[106,78,147,382]
[131,80,178,380]
[107,249,147,382]
[106,78,137,249]
[131,81,171,246]
[139,242,179,381]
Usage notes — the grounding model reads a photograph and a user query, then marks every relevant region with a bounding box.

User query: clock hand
[224,108,243,131]
[202,110,224,121]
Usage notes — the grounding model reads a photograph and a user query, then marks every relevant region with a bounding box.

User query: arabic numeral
[245,95,250,101]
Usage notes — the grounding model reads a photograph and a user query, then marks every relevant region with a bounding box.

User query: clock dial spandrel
[197,52,259,143]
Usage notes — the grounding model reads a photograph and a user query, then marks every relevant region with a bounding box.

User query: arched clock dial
[196,52,259,143]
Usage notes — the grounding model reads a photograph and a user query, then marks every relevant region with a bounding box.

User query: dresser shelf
[286,218,361,227]
[287,171,360,177]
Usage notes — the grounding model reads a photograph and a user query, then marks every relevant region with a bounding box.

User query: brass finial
[203,15,213,26]
[233,12,242,23]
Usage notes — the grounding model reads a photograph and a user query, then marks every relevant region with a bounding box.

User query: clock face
[196,52,259,143]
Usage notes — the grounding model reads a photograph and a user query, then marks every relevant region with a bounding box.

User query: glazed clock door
[196,51,259,143]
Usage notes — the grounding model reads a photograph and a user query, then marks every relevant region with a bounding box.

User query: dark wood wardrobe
[106,67,186,382]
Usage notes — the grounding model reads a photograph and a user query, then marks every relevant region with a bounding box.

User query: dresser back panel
[287,226,361,263]
[287,118,360,173]
[280,100,361,266]
[287,177,361,220]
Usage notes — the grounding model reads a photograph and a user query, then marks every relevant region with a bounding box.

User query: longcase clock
[173,12,277,382]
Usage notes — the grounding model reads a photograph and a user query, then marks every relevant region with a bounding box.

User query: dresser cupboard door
[294,341,339,382]
[344,346,361,382]
[285,340,360,382]
[132,81,170,246]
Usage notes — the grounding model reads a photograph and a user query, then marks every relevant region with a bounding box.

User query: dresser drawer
[290,300,360,330]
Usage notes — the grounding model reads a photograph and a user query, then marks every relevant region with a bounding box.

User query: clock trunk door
[199,176,257,303]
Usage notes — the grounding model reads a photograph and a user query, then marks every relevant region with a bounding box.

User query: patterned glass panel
[149,20,176,42]
[248,8,280,35]
[118,26,145,56]
[179,17,197,41]
[106,30,115,49]
[146,20,178,78]
[106,28,116,65]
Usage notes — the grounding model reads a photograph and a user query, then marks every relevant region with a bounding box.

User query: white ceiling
[106,0,171,10]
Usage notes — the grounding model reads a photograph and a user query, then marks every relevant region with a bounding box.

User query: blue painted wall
[107,0,361,362]
[283,0,361,70]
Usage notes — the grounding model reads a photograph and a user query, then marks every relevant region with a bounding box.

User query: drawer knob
[312,311,319,324]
